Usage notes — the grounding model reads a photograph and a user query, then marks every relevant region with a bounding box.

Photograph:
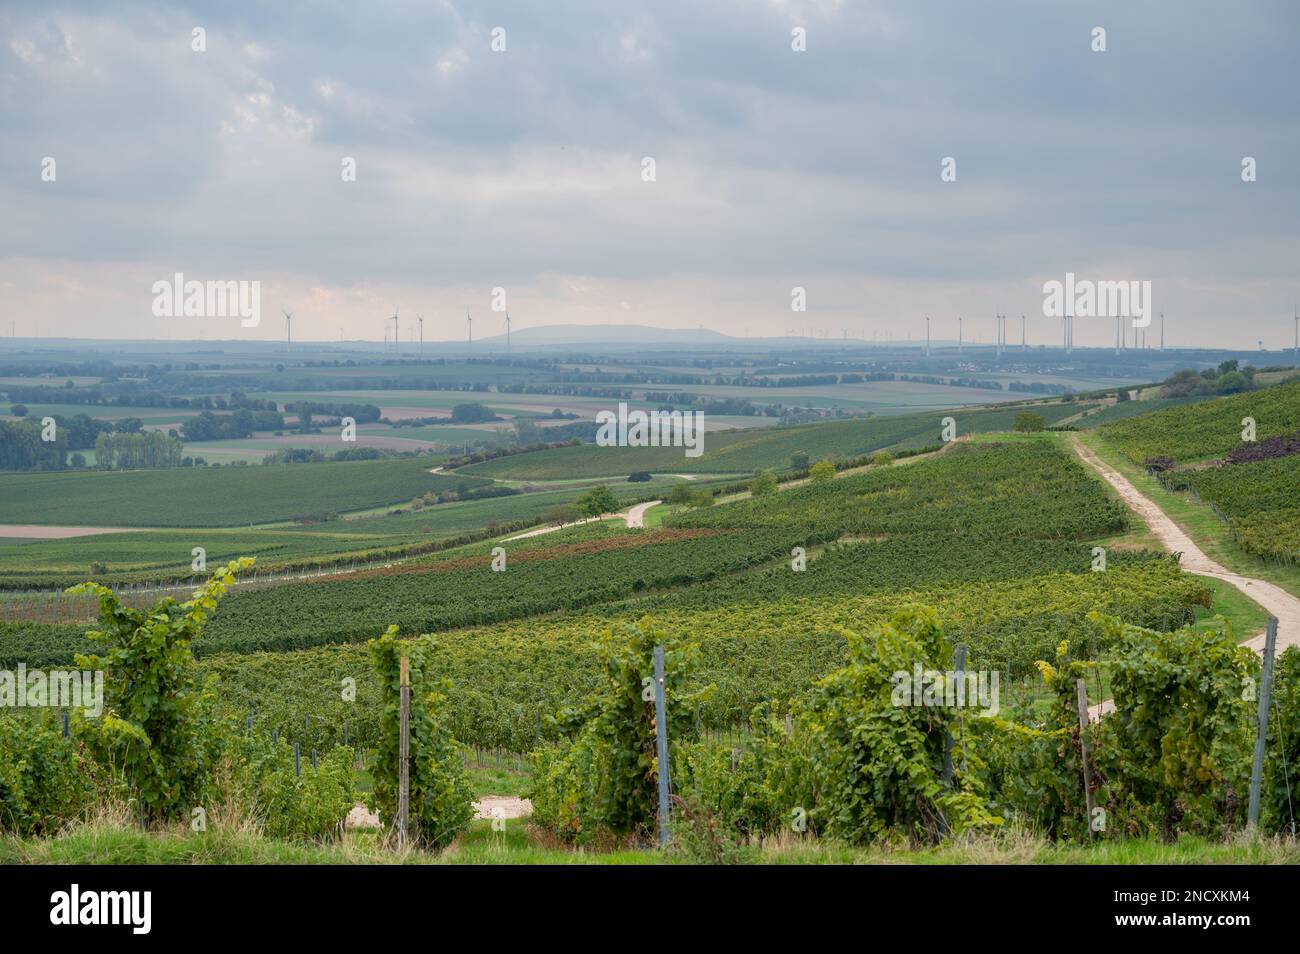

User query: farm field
[458,401,1081,479]
[3,341,1293,873]
[1098,380,1300,463]
[0,457,488,527]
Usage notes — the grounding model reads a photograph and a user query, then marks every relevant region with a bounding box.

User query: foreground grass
[5,819,1297,865]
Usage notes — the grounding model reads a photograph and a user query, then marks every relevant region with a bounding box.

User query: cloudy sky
[2,0,1298,349]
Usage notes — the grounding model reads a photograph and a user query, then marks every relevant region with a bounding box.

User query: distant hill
[476,324,734,347]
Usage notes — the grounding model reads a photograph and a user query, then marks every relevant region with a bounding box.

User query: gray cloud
[0,0,1297,348]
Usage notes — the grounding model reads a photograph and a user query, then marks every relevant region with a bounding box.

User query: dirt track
[1071,437,1300,718]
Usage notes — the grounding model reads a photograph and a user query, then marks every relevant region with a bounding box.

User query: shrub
[1094,614,1255,840]
[1013,411,1047,433]
[67,559,252,822]
[0,715,95,835]
[529,617,707,844]
[749,471,778,497]
[1263,647,1300,835]
[808,459,836,483]
[368,626,474,849]
[257,745,356,841]
[870,450,894,466]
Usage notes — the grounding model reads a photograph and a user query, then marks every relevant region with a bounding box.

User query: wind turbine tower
[506,312,511,356]
[283,310,293,351]
[390,307,399,353]
[467,311,472,353]
[416,314,424,358]
[925,315,930,357]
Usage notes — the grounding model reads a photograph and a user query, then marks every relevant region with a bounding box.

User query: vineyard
[0,478,678,589]
[0,457,488,527]
[1098,380,1300,464]
[1,410,1292,866]
[457,402,1081,479]
[1160,456,1300,564]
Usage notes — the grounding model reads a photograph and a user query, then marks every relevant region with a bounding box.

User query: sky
[1,0,1298,350]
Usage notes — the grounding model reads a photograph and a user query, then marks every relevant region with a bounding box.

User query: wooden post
[1075,679,1097,840]
[293,742,301,777]
[653,645,672,848]
[943,644,967,786]
[1248,617,1279,830]
[398,654,411,847]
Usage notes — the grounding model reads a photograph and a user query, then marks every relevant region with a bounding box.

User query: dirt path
[345,797,531,829]
[0,524,149,539]
[1071,437,1300,718]
[502,500,662,541]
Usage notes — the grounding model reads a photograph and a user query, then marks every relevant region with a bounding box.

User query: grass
[1078,431,1300,601]
[0,458,488,528]
[4,818,1296,865]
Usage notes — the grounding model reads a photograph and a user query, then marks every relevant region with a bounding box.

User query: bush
[808,459,836,483]
[529,617,707,844]
[368,626,474,849]
[0,715,95,835]
[1013,411,1047,433]
[1263,646,1300,834]
[749,471,778,497]
[870,450,894,466]
[257,745,356,841]
[628,472,652,483]
[1094,614,1255,840]
[10,404,28,417]
[67,559,252,822]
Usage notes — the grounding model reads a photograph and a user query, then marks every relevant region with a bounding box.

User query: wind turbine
[283,310,292,351]
[924,315,930,357]
[416,314,424,358]
[958,316,963,353]
[1021,314,1026,350]
[466,310,472,353]
[1293,305,1298,369]
[390,307,399,353]
[505,311,511,356]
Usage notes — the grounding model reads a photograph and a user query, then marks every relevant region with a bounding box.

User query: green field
[0,458,488,527]
[1098,381,1300,463]
[458,402,1080,479]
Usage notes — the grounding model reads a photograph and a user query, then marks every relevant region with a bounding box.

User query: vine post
[653,645,671,848]
[1074,679,1096,841]
[1248,617,1279,830]
[398,654,410,847]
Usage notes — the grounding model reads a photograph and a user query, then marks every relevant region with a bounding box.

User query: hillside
[458,402,1080,479]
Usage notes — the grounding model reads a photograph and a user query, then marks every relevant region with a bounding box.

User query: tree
[9,404,27,417]
[809,459,836,483]
[1012,411,1046,433]
[870,450,894,466]
[1215,370,1250,394]
[667,483,694,506]
[576,484,620,517]
[790,451,810,471]
[749,470,778,497]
